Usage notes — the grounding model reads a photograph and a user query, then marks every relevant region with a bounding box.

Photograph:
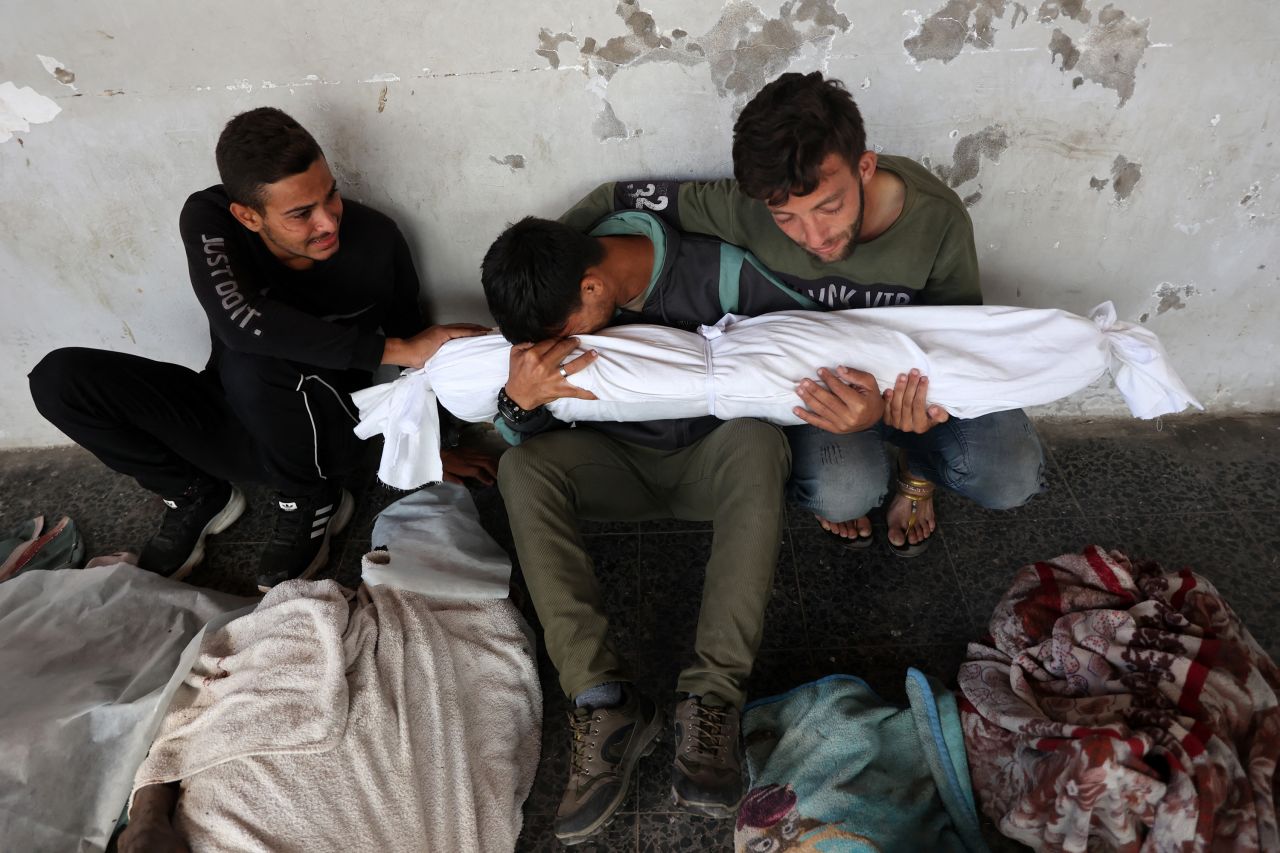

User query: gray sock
[575,680,625,710]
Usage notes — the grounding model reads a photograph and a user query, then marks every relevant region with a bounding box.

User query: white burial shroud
[352,302,1201,489]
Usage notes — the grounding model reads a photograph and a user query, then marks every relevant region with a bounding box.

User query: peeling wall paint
[1,0,1278,445]
[1110,154,1142,200]
[489,154,527,170]
[37,55,77,89]
[0,81,61,144]
[929,125,1009,188]
[536,0,850,139]
[904,0,1026,64]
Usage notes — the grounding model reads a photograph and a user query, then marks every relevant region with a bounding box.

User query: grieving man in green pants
[482,213,797,842]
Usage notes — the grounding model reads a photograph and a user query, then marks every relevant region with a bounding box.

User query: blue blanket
[738,670,988,853]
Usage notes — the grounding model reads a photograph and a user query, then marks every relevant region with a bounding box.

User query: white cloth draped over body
[353,302,1201,490]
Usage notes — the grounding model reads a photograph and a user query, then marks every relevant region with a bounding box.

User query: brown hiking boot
[554,687,662,845]
[671,696,743,818]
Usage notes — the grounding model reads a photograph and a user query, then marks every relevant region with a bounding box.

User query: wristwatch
[497,386,544,423]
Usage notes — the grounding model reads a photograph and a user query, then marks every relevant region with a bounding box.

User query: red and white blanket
[959,546,1280,851]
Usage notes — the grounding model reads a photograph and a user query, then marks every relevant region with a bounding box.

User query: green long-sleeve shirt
[560,154,981,308]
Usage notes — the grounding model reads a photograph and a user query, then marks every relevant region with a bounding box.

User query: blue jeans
[785,409,1046,521]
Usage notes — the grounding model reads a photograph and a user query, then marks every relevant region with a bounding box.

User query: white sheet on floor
[364,482,512,600]
[352,302,1201,490]
[0,564,251,853]
[132,578,541,853]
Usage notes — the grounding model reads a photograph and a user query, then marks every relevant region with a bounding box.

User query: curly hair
[732,72,867,205]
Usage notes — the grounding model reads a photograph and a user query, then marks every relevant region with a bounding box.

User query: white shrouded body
[354,303,1200,489]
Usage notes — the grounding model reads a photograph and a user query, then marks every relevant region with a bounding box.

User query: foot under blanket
[133,580,541,853]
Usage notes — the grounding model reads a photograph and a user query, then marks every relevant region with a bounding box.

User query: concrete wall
[3,0,1276,447]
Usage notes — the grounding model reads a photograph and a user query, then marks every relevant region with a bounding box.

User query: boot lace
[685,703,729,760]
[567,710,599,778]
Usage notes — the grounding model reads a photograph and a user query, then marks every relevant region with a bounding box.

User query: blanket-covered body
[133,580,541,853]
[353,302,1200,489]
[959,547,1280,851]
[740,672,989,853]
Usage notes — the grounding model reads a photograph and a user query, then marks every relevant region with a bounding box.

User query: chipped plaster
[930,125,1009,187]
[535,0,850,139]
[0,81,61,144]
[1111,154,1142,200]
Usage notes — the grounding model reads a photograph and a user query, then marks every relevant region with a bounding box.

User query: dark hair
[480,216,605,343]
[732,72,867,205]
[215,107,323,210]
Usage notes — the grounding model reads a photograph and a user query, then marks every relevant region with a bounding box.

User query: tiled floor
[3,414,1277,851]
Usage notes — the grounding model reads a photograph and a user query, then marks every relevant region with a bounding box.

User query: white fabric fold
[354,304,1201,490]
[351,366,443,488]
[364,483,513,600]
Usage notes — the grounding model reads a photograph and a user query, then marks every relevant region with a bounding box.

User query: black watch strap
[497,386,544,423]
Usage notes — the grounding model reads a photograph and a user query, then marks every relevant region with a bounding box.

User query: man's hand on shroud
[793,366,884,434]
[505,338,599,411]
[882,368,950,433]
[384,323,491,369]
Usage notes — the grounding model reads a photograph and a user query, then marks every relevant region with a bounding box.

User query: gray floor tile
[1045,431,1224,516]
[518,809,638,852]
[943,519,1098,637]
[806,642,971,705]
[638,812,734,851]
[793,524,970,648]
[193,540,266,597]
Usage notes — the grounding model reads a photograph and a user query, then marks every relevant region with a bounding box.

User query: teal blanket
[738,671,988,853]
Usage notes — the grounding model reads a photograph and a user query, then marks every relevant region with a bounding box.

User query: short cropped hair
[731,72,867,205]
[480,216,605,343]
[215,107,323,210]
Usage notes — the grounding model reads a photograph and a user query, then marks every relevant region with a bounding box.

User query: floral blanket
[958,546,1280,851]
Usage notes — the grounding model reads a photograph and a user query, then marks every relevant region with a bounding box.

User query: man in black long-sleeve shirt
[29,107,488,590]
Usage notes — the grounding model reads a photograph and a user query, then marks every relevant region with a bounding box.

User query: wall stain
[38,55,77,88]
[593,102,630,140]
[1153,282,1197,315]
[1111,154,1141,200]
[904,0,1015,64]
[377,86,388,113]
[1240,182,1260,206]
[962,191,983,207]
[1037,0,1089,24]
[535,0,850,139]
[536,30,575,69]
[929,125,1009,187]
[489,154,527,170]
[1055,5,1150,106]
[1049,29,1080,70]
[1089,175,1108,190]
[908,0,1148,107]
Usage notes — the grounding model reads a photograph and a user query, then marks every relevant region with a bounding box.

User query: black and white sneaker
[138,480,246,580]
[255,486,354,592]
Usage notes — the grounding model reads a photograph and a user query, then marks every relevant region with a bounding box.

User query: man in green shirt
[560,71,1045,555]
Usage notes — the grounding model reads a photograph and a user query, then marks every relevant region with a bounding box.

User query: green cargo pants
[497,418,790,709]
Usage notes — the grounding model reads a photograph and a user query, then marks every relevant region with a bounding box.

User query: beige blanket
[133,579,541,852]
